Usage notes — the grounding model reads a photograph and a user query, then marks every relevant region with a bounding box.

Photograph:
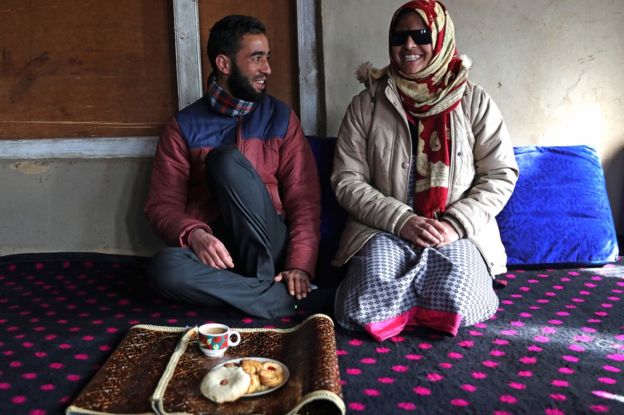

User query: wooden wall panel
[0,0,177,139]
[198,0,299,113]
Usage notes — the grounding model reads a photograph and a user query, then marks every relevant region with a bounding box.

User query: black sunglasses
[389,29,432,46]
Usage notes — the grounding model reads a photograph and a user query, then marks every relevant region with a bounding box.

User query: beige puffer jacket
[331,76,519,276]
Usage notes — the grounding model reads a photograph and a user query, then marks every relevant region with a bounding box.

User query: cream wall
[0,1,622,256]
[321,0,624,236]
[0,159,164,256]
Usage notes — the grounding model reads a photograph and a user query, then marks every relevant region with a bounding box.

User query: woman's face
[390,11,433,75]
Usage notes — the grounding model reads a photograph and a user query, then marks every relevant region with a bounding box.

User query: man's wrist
[188,227,211,249]
[284,268,310,279]
[190,227,205,238]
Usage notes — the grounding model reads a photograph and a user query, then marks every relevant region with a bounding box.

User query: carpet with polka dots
[0,253,622,415]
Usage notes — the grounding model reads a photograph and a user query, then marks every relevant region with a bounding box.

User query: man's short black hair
[207,15,266,72]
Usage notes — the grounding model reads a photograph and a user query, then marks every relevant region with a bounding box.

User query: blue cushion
[496,145,619,267]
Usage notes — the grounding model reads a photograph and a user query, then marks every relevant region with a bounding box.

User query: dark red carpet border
[0,253,622,414]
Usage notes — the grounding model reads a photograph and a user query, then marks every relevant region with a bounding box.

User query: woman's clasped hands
[399,216,459,249]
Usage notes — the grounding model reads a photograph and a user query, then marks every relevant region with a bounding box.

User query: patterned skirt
[334,233,499,341]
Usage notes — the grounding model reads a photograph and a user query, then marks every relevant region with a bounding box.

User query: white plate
[212,357,289,397]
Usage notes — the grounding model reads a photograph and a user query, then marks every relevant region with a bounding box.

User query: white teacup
[197,323,241,357]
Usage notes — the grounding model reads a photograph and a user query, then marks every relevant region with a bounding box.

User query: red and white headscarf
[389,0,469,219]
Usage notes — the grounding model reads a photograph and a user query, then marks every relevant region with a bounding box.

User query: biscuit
[240,359,263,375]
[200,366,251,403]
[261,361,283,375]
[258,362,284,388]
[246,373,261,394]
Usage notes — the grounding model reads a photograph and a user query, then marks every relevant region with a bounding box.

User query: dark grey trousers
[148,147,295,318]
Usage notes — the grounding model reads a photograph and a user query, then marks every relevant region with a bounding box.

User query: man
[145,15,321,319]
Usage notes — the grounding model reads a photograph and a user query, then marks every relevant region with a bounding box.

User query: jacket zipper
[386,80,412,204]
[447,114,456,205]
[236,116,243,151]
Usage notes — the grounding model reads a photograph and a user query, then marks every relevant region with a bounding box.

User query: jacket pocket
[367,127,396,194]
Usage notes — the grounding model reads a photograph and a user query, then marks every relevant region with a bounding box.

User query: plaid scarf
[206,75,256,117]
[389,0,468,219]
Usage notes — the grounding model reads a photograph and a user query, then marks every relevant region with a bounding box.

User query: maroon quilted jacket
[145,95,321,276]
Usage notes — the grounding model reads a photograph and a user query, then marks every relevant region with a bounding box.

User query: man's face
[227,33,271,102]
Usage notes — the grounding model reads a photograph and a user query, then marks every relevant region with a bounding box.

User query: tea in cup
[197,323,241,357]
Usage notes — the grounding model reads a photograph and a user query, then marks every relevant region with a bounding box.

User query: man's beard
[227,62,266,102]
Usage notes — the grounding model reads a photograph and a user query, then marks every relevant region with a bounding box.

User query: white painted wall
[321,0,624,235]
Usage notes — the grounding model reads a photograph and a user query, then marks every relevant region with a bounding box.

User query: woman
[331,0,518,341]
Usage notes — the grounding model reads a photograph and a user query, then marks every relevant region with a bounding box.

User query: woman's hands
[400,216,459,248]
